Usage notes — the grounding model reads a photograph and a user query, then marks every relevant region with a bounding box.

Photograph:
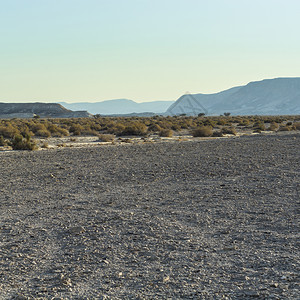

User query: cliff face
[0,103,91,118]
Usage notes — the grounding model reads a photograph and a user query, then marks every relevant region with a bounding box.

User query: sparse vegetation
[0,115,299,151]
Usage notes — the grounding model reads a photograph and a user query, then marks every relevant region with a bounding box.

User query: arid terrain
[0,133,299,299]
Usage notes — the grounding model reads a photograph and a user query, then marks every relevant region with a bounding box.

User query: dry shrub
[47,124,69,137]
[192,126,213,137]
[0,135,7,146]
[278,126,292,131]
[11,134,37,151]
[119,122,147,136]
[238,119,250,126]
[293,122,300,130]
[0,125,19,138]
[221,127,237,135]
[106,123,126,135]
[148,124,162,132]
[98,134,115,142]
[36,129,51,137]
[268,122,279,131]
[253,122,266,131]
[69,124,84,135]
[159,129,173,137]
[212,131,223,137]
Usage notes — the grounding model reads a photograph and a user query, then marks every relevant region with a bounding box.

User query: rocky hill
[166,78,300,116]
[0,103,91,118]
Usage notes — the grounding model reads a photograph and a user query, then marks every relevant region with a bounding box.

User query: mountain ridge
[60,99,174,115]
[166,77,300,116]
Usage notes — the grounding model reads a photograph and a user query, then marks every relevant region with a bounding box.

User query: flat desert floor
[0,133,299,299]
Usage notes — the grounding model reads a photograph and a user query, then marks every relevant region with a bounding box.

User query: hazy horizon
[1,0,300,103]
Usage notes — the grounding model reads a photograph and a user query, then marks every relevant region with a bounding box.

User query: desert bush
[0,135,7,146]
[47,123,69,137]
[221,127,237,135]
[119,122,147,136]
[11,134,37,151]
[159,129,173,137]
[203,119,216,127]
[170,124,181,131]
[31,123,47,133]
[278,126,291,131]
[238,119,250,126]
[106,123,126,135]
[81,127,99,136]
[36,128,51,137]
[69,124,84,135]
[212,131,223,137]
[192,126,213,137]
[216,118,228,126]
[253,122,266,131]
[98,134,115,142]
[293,122,300,130]
[148,123,162,132]
[268,122,279,131]
[0,124,19,138]
[30,123,51,137]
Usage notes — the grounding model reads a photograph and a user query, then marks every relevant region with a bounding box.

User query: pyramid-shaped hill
[166,78,300,116]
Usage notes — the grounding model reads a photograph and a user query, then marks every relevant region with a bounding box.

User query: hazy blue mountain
[166,78,300,116]
[60,99,174,115]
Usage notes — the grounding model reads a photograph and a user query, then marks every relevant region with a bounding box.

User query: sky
[0,0,299,103]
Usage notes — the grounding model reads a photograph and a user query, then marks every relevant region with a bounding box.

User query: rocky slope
[0,133,299,298]
[166,78,300,116]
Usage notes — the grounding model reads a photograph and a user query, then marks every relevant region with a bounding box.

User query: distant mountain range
[166,78,300,116]
[1,78,298,118]
[60,99,174,115]
[60,78,300,116]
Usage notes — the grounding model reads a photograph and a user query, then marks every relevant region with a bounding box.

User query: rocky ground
[0,133,299,299]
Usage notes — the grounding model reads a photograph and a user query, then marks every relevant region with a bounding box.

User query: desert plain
[0,132,299,299]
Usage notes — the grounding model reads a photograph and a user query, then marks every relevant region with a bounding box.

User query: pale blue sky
[1,0,299,102]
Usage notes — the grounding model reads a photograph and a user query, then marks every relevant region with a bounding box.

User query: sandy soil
[0,133,299,299]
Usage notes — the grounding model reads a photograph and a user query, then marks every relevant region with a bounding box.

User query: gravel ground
[0,133,299,299]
